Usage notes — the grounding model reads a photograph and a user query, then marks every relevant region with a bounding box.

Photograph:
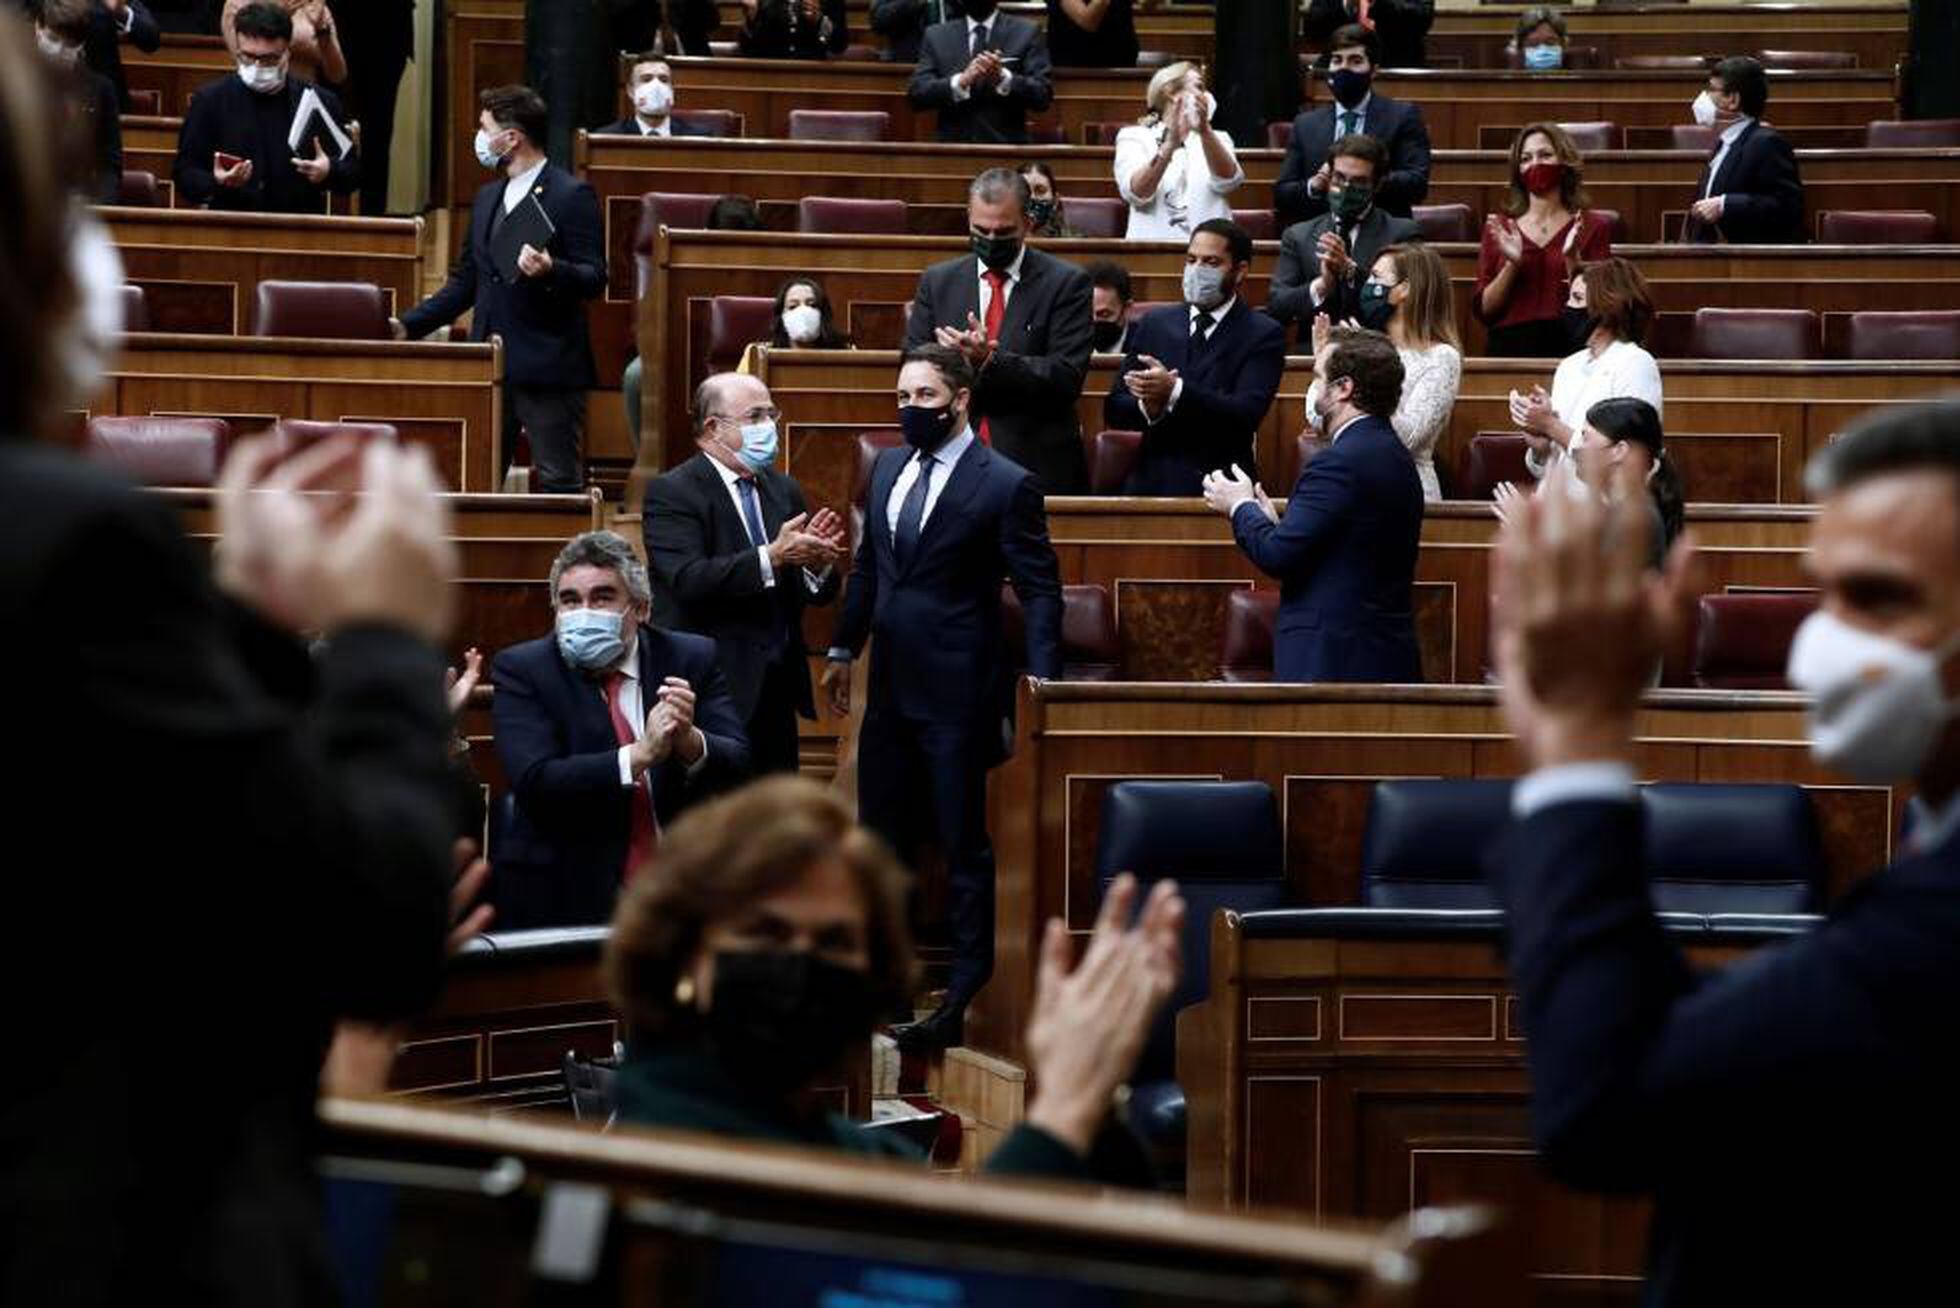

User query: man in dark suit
[1267,133,1420,329]
[172,3,359,214]
[598,54,714,136]
[78,0,158,112]
[1301,0,1432,69]
[1480,400,1960,1304]
[906,0,1051,144]
[1106,219,1285,496]
[871,0,966,63]
[1686,55,1805,245]
[823,344,1063,1051]
[493,530,751,929]
[1273,24,1431,227]
[335,0,416,214]
[395,84,607,494]
[643,373,847,776]
[1203,328,1423,682]
[904,166,1093,494]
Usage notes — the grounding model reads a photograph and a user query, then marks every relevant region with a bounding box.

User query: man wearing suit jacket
[396,84,607,494]
[904,167,1094,494]
[598,55,713,136]
[75,0,158,112]
[906,0,1052,144]
[1480,400,1960,1304]
[1301,0,1432,69]
[1273,24,1431,227]
[1267,133,1421,329]
[493,531,751,929]
[644,373,847,776]
[872,0,967,64]
[823,345,1063,1051]
[1685,56,1805,245]
[1203,329,1423,682]
[1106,219,1286,496]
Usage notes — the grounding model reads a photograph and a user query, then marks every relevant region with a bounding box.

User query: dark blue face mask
[899,401,957,451]
[1327,66,1372,109]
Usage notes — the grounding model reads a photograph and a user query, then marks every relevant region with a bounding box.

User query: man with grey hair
[491,529,750,927]
[903,166,1093,493]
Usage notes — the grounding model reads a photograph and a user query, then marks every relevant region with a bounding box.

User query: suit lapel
[1186,299,1241,385]
[997,252,1044,341]
[688,454,748,552]
[951,256,981,331]
[903,440,987,577]
[869,448,906,572]
[1710,121,1756,195]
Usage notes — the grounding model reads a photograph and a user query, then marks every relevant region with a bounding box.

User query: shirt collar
[922,425,978,469]
[965,14,992,34]
[1327,412,1366,444]
[978,245,1027,282]
[1189,296,1237,325]
[1907,792,1960,857]
[638,116,671,136]
[505,157,547,197]
[1336,93,1371,122]
[614,627,641,678]
[705,447,754,487]
[1718,115,1754,147]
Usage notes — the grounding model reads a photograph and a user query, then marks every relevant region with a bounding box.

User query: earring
[674,976,696,1006]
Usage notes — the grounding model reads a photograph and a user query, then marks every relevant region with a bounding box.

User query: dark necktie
[1339,110,1360,139]
[735,476,768,549]
[970,21,988,58]
[894,452,937,568]
[1191,310,1215,344]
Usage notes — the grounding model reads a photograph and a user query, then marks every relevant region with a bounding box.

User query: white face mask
[238,59,287,94]
[474,127,509,170]
[1182,262,1227,311]
[1691,90,1719,128]
[36,28,81,64]
[781,304,822,344]
[633,79,674,118]
[54,211,127,411]
[1786,610,1960,783]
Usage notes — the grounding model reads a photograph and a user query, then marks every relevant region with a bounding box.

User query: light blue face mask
[1522,44,1563,70]
[737,419,779,473]
[556,606,626,670]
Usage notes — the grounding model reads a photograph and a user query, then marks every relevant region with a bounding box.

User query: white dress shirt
[1703,115,1756,200]
[1148,297,1238,420]
[975,242,1027,323]
[703,452,832,594]
[502,157,547,212]
[636,116,673,137]
[1113,123,1244,241]
[950,16,1014,99]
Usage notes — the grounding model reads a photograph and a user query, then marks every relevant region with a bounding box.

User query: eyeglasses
[237,50,286,68]
[715,406,781,423]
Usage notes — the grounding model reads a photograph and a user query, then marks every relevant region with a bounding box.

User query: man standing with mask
[1202,328,1423,681]
[904,167,1094,495]
[493,530,751,929]
[643,373,848,777]
[173,2,357,214]
[393,84,607,495]
[1273,24,1430,228]
[1685,55,1804,244]
[1267,133,1419,330]
[823,344,1063,1052]
[906,0,1052,144]
[1481,400,1960,1304]
[1106,219,1284,496]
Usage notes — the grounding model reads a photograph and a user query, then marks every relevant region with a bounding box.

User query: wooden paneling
[120,34,233,119]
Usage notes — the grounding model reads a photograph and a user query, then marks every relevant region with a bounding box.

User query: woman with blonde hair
[1113,60,1243,240]
[1306,242,1462,500]
[1473,121,1611,357]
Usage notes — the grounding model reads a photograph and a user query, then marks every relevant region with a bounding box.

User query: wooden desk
[122,116,183,204]
[120,34,232,118]
[103,334,505,492]
[100,206,424,335]
[973,680,1899,1061]
[1427,3,1909,75]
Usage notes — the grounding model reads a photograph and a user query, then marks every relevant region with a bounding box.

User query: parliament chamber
[46,0,1960,1303]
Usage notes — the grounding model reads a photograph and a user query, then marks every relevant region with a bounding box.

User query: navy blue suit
[1488,797,1960,1304]
[834,436,1062,1004]
[1689,120,1805,245]
[491,624,750,928]
[1231,414,1423,682]
[1273,94,1432,226]
[1105,298,1286,496]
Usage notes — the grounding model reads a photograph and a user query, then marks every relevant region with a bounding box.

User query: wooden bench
[119,33,232,118]
[100,206,424,335]
[102,334,505,492]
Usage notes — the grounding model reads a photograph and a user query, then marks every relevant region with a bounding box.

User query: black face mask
[971,231,1022,271]
[1091,319,1124,351]
[1327,67,1373,110]
[705,949,879,1095]
[963,0,998,17]
[1026,197,1056,228]
[899,401,958,451]
[1562,307,1600,351]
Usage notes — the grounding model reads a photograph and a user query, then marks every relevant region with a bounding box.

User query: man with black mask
[1267,132,1419,330]
[903,166,1094,494]
[1272,24,1431,228]
[823,344,1063,1054]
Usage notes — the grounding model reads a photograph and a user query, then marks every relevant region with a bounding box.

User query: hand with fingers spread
[1122,354,1177,417]
[291,139,330,185]
[1488,214,1525,266]
[769,511,842,570]
[444,647,483,717]
[1201,463,1263,519]
[1022,873,1186,1154]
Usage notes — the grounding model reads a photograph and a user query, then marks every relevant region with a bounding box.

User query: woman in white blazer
[1113,61,1244,241]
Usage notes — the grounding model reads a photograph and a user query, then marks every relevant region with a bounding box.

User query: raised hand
[444,646,483,717]
[1489,214,1525,265]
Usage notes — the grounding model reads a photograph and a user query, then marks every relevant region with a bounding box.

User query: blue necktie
[894,453,936,568]
[970,21,988,59]
[735,476,768,549]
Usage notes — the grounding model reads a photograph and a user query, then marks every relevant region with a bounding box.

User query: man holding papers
[173,2,356,215]
[395,84,607,495]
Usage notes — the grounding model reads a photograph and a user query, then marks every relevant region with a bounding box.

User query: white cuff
[118,5,136,31]
[684,728,708,778]
[1513,762,1638,817]
[617,744,637,787]
[826,646,853,662]
[950,74,972,102]
[803,565,832,590]
[756,545,776,589]
[995,67,1014,95]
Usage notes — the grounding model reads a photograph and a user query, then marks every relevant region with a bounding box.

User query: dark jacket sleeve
[1007,26,1054,109]
[93,77,124,205]
[1299,0,1348,44]
[1377,104,1433,211]
[315,85,361,196]
[871,0,926,34]
[1272,113,1318,225]
[1234,442,1355,580]
[173,85,219,209]
[1265,226,1320,326]
[903,265,940,349]
[125,0,162,52]
[1001,472,1062,680]
[677,647,753,787]
[907,28,961,108]
[982,262,1092,410]
[1103,332,1150,432]
[1721,132,1804,241]
[833,466,884,657]
[490,649,625,813]
[824,0,849,52]
[1167,319,1285,444]
[644,471,769,604]
[546,179,609,300]
[982,1120,1156,1187]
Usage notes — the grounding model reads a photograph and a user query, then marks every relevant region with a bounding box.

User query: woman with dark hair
[1021,161,1078,237]
[1509,256,1663,481]
[1510,6,1567,69]
[1473,122,1611,358]
[606,775,1182,1182]
[766,275,853,349]
[1572,395,1686,561]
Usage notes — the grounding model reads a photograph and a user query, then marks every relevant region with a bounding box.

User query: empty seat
[1266,120,1293,150]
[1081,120,1130,146]
[1063,196,1128,238]
[796,196,906,235]
[1618,55,1712,70]
[1359,779,1513,910]
[1411,203,1474,242]
[1692,592,1818,689]
[120,284,149,332]
[1687,308,1821,361]
[1557,120,1620,152]
[706,295,774,375]
[1816,209,1940,245]
[787,109,890,142]
[1001,583,1120,681]
[634,192,723,297]
[1846,310,1960,361]
[1028,124,1068,145]
[1668,124,1719,152]
[1754,49,1855,68]
[116,170,161,207]
[1641,783,1823,914]
[1232,209,1277,240]
[265,420,400,457]
[1457,432,1537,501]
[84,416,229,487]
[1217,588,1280,681]
[1087,428,1141,492]
[1864,118,1960,149]
[126,87,161,115]
[852,428,903,508]
[669,109,741,137]
[250,281,390,340]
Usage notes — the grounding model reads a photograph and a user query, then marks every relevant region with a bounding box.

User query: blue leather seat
[1641,783,1824,914]
[1094,781,1287,1174]
[1360,779,1513,910]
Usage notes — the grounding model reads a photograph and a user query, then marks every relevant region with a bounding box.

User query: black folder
[491,193,556,282]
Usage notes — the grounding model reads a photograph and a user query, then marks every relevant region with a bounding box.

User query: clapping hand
[1315,228,1353,277]
[1311,311,1334,358]
[1201,463,1263,519]
[1509,385,1557,440]
[214,153,254,188]
[444,647,483,717]
[1488,214,1525,265]
[935,312,994,366]
[768,511,845,569]
[961,48,1004,90]
[1122,354,1177,414]
[1491,479,1527,526]
[1306,160,1333,196]
[1688,196,1725,226]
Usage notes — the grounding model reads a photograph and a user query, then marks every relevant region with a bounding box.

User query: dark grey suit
[906,12,1052,143]
[904,248,1093,494]
[1267,208,1422,328]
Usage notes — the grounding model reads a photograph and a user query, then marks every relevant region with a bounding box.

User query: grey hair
[969,166,1030,209]
[1805,396,1960,502]
[548,530,652,605]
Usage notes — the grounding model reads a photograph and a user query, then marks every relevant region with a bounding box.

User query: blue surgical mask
[556,607,626,670]
[1182,262,1227,311]
[737,419,779,472]
[1522,44,1563,70]
[473,127,508,170]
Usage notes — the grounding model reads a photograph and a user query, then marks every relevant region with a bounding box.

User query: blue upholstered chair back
[1360,779,1513,910]
[1641,783,1824,914]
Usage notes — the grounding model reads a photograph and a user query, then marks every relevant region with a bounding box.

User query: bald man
[642,374,847,775]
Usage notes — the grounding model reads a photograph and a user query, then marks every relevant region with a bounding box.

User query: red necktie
[604,671,658,882]
[978,268,1007,445]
